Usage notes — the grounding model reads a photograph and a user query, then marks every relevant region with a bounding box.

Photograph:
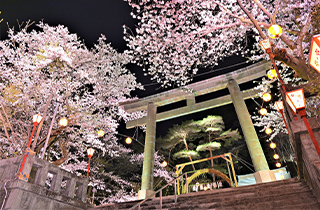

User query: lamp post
[274,101,289,133]
[17,114,42,181]
[286,89,320,157]
[87,148,95,178]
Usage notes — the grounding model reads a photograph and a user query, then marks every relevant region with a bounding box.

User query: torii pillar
[228,79,276,183]
[138,102,157,199]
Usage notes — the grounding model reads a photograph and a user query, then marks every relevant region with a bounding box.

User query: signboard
[309,34,320,73]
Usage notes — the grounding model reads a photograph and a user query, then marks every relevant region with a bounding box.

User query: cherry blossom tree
[124,0,320,90]
[0,22,174,204]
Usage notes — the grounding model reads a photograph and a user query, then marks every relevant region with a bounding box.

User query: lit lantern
[275,162,281,168]
[259,108,268,116]
[162,160,168,167]
[268,24,282,39]
[204,186,208,191]
[286,89,305,113]
[259,38,272,53]
[33,114,42,125]
[98,129,105,137]
[270,142,276,149]
[309,34,320,73]
[262,93,272,102]
[59,117,68,127]
[267,69,277,79]
[274,101,284,112]
[196,182,200,186]
[125,137,132,144]
[273,154,280,159]
[87,148,95,178]
[265,127,272,135]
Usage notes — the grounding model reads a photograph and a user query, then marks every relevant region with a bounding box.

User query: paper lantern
[259,108,268,116]
[267,69,277,79]
[270,142,276,149]
[59,117,68,127]
[259,38,271,52]
[262,93,272,102]
[125,137,132,144]
[265,127,272,135]
[286,89,305,113]
[268,25,282,39]
[309,34,320,73]
[274,101,284,112]
[98,129,105,137]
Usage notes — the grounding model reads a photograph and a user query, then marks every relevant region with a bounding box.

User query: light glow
[125,137,132,144]
[273,154,280,159]
[265,127,272,135]
[162,160,168,167]
[59,117,68,127]
[276,162,281,168]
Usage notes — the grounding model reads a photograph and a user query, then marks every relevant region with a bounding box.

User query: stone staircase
[94,178,320,209]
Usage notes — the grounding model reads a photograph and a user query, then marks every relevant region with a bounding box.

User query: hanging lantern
[268,24,282,39]
[286,89,306,113]
[259,108,268,116]
[274,101,284,112]
[259,38,272,53]
[262,93,272,102]
[98,129,105,137]
[309,34,320,73]
[270,142,276,149]
[275,162,281,168]
[125,137,132,144]
[162,160,168,167]
[59,117,68,127]
[196,182,200,186]
[265,127,272,135]
[273,154,280,159]
[32,114,42,125]
[267,69,277,79]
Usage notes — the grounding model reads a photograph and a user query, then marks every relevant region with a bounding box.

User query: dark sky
[0,1,263,139]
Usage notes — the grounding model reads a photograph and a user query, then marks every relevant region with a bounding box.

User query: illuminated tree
[124,0,320,91]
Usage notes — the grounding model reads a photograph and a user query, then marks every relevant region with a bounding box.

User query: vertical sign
[309,34,320,73]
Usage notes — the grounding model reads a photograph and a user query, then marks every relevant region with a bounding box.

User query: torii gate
[120,61,276,199]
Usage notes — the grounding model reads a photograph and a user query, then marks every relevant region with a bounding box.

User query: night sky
[0,0,264,142]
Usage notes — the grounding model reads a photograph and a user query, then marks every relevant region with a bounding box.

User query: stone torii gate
[120,61,276,199]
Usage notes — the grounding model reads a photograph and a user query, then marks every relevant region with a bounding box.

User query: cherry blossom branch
[0,101,17,144]
[252,0,276,24]
[0,112,12,143]
[237,0,266,39]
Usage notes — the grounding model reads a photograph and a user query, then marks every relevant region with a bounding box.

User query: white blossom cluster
[124,0,319,87]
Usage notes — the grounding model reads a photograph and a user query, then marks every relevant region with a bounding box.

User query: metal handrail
[130,172,188,210]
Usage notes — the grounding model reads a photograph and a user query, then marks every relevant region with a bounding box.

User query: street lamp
[17,114,42,181]
[286,89,320,157]
[274,101,289,133]
[87,148,95,178]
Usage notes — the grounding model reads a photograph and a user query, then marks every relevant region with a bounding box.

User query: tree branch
[252,0,276,24]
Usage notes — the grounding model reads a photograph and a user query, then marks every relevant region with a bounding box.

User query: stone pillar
[227,79,275,183]
[138,102,157,199]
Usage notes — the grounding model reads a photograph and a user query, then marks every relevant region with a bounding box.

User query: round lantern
[98,129,105,137]
[262,93,272,102]
[268,24,282,39]
[59,117,68,127]
[275,162,281,168]
[125,137,132,144]
[162,160,168,167]
[273,154,280,159]
[259,108,268,116]
[270,142,276,149]
[267,69,277,79]
[265,127,272,135]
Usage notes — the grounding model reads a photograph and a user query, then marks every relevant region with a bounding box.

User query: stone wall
[0,155,90,209]
[290,117,320,202]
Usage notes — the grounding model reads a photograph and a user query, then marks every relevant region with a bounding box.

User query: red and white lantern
[309,34,320,73]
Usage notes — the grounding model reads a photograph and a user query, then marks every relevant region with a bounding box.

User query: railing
[130,172,188,210]
[0,154,88,202]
